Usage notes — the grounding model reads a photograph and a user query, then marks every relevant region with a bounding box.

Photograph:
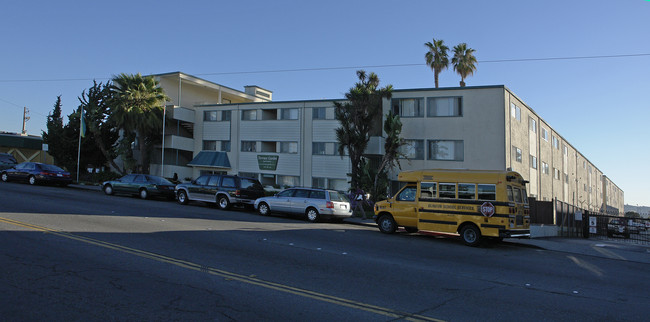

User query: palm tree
[424,38,449,88]
[451,43,477,87]
[110,73,169,174]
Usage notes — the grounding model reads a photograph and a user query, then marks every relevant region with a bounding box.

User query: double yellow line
[0,216,443,321]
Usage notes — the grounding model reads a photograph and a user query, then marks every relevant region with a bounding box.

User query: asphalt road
[1,182,648,321]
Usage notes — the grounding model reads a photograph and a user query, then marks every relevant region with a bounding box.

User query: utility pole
[22,107,30,136]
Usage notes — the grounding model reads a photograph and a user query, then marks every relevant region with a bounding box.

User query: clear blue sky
[1,0,649,206]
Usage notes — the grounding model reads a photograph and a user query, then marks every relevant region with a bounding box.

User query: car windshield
[328,191,349,202]
[148,176,173,185]
[40,164,65,172]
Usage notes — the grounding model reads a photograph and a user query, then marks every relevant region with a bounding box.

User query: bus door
[507,185,527,228]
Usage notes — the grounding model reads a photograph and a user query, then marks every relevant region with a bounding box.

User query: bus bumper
[499,229,530,238]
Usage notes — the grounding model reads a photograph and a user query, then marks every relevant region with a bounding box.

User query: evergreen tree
[42,96,67,166]
[335,70,393,191]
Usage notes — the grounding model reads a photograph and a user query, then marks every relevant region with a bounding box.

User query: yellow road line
[0,216,444,322]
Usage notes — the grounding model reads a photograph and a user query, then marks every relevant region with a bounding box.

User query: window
[420,182,437,199]
[328,179,347,191]
[280,142,298,154]
[427,97,462,117]
[564,173,569,183]
[400,139,424,160]
[207,175,221,186]
[396,186,417,201]
[204,111,218,122]
[280,108,299,120]
[511,103,521,121]
[529,118,537,133]
[312,177,326,188]
[221,176,236,188]
[278,175,299,187]
[428,140,464,161]
[241,141,256,152]
[478,184,496,201]
[203,140,217,151]
[439,183,456,198]
[221,110,231,122]
[563,144,568,156]
[294,189,310,198]
[530,155,537,169]
[241,110,257,121]
[554,168,560,180]
[552,136,559,149]
[542,162,549,174]
[309,190,326,199]
[513,146,522,163]
[313,107,327,120]
[220,141,231,152]
[195,175,209,185]
[458,183,476,200]
[312,142,326,155]
[542,128,548,141]
[278,189,296,198]
[392,98,424,117]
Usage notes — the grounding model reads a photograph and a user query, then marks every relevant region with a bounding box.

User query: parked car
[0,153,17,171]
[1,162,72,186]
[607,218,636,238]
[175,174,265,209]
[254,187,352,222]
[102,174,176,200]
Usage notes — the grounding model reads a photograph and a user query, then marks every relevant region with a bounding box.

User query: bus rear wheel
[460,224,482,247]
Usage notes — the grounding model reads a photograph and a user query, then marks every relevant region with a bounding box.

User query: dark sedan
[1,162,72,186]
[102,174,176,200]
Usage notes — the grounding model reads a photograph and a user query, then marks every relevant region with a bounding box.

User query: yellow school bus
[373,169,530,246]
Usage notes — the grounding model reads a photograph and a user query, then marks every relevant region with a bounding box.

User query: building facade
[150,73,624,215]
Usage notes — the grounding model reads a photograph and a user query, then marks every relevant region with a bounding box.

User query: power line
[0,53,648,82]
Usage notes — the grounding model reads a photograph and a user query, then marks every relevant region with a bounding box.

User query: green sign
[257,155,279,171]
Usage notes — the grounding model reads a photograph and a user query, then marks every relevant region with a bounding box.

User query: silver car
[254,187,352,222]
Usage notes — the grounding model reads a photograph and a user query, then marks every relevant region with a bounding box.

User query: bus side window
[439,183,456,198]
[420,182,436,199]
[513,187,523,203]
[507,185,514,202]
[478,184,496,201]
[458,183,476,200]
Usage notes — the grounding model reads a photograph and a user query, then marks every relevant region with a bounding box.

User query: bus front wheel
[377,215,397,234]
[460,224,482,247]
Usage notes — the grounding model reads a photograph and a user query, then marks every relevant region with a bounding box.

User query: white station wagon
[254,187,352,222]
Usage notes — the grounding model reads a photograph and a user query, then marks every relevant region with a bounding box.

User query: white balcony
[168,106,195,123]
[163,135,194,152]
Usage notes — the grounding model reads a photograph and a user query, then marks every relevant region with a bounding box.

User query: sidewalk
[343,216,650,263]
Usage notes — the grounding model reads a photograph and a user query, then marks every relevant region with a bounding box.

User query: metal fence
[586,214,650,245]
[530,199,649,245]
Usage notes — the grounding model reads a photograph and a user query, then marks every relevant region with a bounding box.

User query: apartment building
[150,73,624,214]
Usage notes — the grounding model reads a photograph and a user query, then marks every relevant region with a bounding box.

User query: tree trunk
[92,132,124,175]
[138,131,150,174]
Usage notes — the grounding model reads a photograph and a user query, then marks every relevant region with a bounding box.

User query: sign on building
[257,155,279,171]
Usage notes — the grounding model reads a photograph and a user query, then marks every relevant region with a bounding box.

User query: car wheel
[139,188,148,199]
[217,195,231,210]
[1,172,8,182]
[28,175,36,185]
[460,224,482,247]
[177,190,189,205]
[103,185,114,195]
[306,207,320,223]
[258,202,270,216]
[377,214,397,234]
[404,227,418,233]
